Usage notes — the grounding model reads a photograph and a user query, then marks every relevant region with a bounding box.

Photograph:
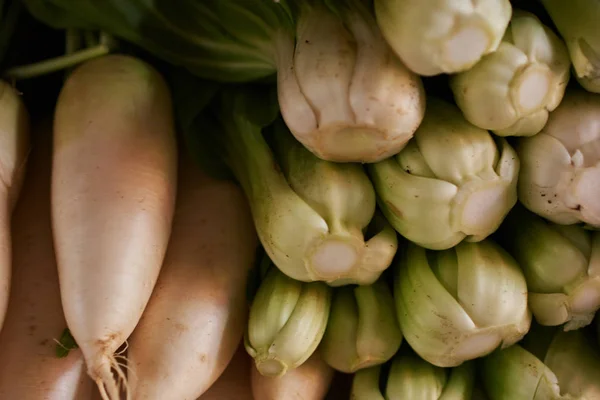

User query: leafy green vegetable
[351,346,475,400]
[320,279,402,373]
[516,89,600,228]
[245,257,332,377]
[394,240,531,368]
[24,0,426,163]
[498,205,600,331]
[276,0,425,163]
[23,0,295,82]
[450,10,571,137]
[368,98,519,250]
[374,0,512,76]
[541,0,600,93]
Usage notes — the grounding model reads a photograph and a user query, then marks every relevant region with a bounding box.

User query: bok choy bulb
[245,262,332,377]
[350,349,475,399]
[482,325,600,399]
[480,345,566,400]
[524,326,600,399]
[368,98,519,251]
[541,0,600,93]
[374,0,512,76]
[394,240,531,368]
[450,10,570,137]
[277,0,425,163]
[319,279,402,373]
[517,89,600,228]
[214,87,398,285]
[498,206,600,331]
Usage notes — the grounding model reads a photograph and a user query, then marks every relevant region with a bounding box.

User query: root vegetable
[0,121,91,399]
[51,55,178,399]
[128,154,257,400]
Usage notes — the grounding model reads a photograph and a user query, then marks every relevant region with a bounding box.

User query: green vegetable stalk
[541,0,600,93]
[351,348,475,399]
[498,205,600,331]
[211,87,398,286]
[526,326,600,399]
[245,262,332,378]
[374,0,512,76]
[450,10,570,137]
[482,324,600,399]
[319,279,402,373]
[516,89,600,228]
[480,345,566,400]
[277,0,426,162]
[394,240,531,368]
[368,98,519,251]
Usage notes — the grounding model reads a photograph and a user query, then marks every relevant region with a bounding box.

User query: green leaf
[55,328,79,358]
[23,0,296,82]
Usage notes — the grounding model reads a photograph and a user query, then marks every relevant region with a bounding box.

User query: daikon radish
[251,350,334,400]
[128,153,258,400]
[92,387,103,400]
[199,343,254,400]
[0,81,30,331]
[51,55,178,400]
[91,344,128,400]
[0,121,91,400]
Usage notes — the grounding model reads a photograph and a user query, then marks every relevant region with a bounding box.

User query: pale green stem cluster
[393,240,531,368]
[541,0,600,93]
[217,92,398,285]
[351,349,475,399]
[275,0,425,163]
[374,0,512,76]
[450,10,570,137]
[516,89,600,228]
[499,206,600,331]
[245,265,332,377]
[369,98,519,250]
[319,279,402,373]
[482,325,600,399]
[480,345,566,400]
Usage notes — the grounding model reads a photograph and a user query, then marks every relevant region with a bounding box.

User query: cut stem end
[256,358,288,377]
[309,237,361,280]
[510,63,552,113]
[443,23,491,72]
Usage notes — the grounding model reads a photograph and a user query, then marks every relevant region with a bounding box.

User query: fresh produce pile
[0,0,598,399]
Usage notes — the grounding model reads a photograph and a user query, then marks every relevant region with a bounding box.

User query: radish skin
[51,55,178,400]
[0,81,30,331]
[198,343,254,400]
[0,121,91,400]
[128,154,258,400]
[251,350,334,400]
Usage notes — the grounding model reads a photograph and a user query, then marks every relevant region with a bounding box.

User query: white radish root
[51,55,178,400]
[0,120,91,400]
[198,343,255,400]
[127,153,258,400]
[251,350,335,400]
[0,80,30,332]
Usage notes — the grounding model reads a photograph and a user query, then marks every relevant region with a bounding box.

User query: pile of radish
[0,54,300,400]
